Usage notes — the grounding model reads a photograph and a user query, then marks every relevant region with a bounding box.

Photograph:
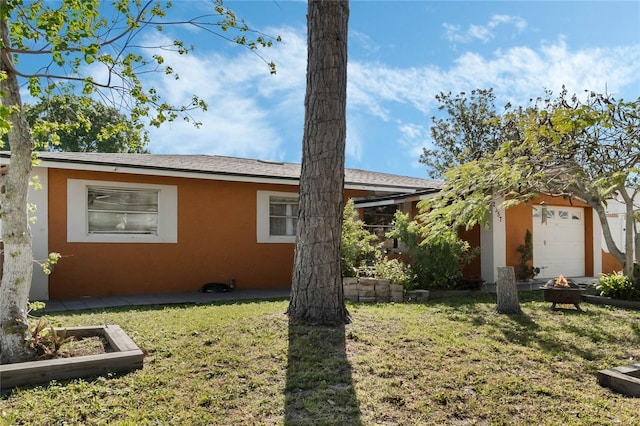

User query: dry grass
[2,292,640,425]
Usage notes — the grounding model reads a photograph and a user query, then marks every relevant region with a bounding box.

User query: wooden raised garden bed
[1,325,143,391]
[597,364,640,397]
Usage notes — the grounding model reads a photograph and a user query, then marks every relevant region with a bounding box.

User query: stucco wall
[504,195,594,277]
[602,251,623,274]
[47,168,366,298]
[458,225,481,279]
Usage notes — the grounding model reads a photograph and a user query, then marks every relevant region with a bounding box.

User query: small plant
[517,229,540,281]
[597,271,639,300]
[28,303,74,358]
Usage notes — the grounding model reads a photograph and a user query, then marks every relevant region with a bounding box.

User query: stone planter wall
[406,289,430,302]
[343,277,404,303]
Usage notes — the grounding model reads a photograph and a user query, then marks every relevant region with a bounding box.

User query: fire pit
[543,275,583,311]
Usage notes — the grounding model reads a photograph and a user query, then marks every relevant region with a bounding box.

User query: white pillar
[29,167,49,301]
[480,201,506,283]
[592,210,602,277]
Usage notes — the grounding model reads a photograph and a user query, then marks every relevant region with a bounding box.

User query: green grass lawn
[2,292,640,425]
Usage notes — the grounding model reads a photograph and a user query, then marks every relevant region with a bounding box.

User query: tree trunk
[590,197,626,269]
[619,187,636,277]
[0,14,37,364]
[287,0,350,325]
[496,266,522,315]
[635,227,639,265]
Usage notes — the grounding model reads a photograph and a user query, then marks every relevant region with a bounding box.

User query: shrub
[597,271,639,300]
[516,229,540,281]
[386,211,477,290]
[367,255,416,290]
[341,199,379,277]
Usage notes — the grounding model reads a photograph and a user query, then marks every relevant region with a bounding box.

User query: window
[88,187,159,235]
[257,190,299,243]
[269,196,298,237]
[67,179,177,243]
[363,204,399,249]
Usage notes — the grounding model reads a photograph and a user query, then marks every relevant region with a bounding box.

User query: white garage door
[532,205,585,278]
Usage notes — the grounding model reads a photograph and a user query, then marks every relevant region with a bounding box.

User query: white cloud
[345,115,363,162]
[444,14,528,44]
[345,38,640,167]
[78,21,640,174]
[489,15,528,31]
[443,23,468,44]
[127,28,308,160]
[468,24,493,43]
[396,121,430,167]
[351,30,381,56]
[349,39,640,120]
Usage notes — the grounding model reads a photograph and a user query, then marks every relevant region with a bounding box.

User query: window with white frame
[67,179,177,243]
[257,190,299,243]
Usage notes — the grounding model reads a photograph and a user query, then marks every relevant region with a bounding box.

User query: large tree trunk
[287,0,350,325]
[496,266,522,315]
[0,15,36,364]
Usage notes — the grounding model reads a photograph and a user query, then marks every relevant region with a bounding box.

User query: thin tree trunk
[496,266,522,315]
[590,198,626,269]
[635,227,639,265]
[288,0,350,325]
[0,13,36,364]
[619,187,636,277]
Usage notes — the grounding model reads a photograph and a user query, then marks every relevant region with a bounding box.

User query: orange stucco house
[355,192,611,284]
[2,152,616,300]
[3,152,443,301]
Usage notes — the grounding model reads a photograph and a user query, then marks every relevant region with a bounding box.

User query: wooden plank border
[597,364,640,397]
[1,325,143,391]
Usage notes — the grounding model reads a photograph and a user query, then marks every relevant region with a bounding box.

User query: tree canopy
[421,88,640,277]
[20,95,148,153]
[420,88,506,179]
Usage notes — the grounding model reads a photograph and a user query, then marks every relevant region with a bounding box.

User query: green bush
[597,271,639,300]
[386,211,477,290]
[360,255,416,290]
[516,229,540,281]
[341,199,379,277]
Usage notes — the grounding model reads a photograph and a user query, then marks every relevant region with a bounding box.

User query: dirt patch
[35,336,111,360]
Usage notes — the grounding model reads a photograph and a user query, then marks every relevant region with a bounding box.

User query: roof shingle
[0,151,442,192]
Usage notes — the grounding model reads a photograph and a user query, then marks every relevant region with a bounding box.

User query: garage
[532,205,585,278]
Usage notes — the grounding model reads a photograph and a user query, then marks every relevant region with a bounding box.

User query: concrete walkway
[41,288,291,313]
[40,276,598,313]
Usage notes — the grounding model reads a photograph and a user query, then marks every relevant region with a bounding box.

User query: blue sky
[40,1,640,179]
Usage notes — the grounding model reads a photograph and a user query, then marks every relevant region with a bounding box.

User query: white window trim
[67,179,177,243]
[256,190,298,243]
